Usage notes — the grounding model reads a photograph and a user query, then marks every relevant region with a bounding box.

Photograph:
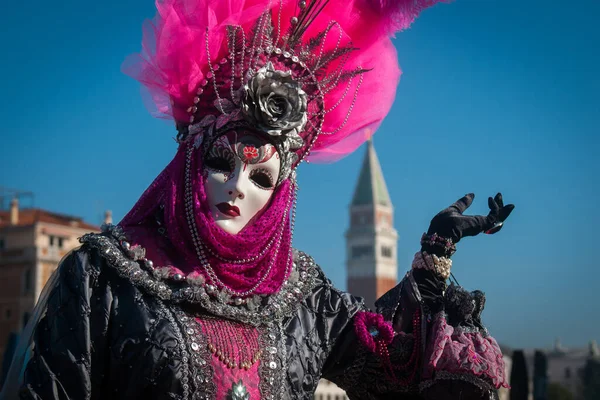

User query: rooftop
[0,208,99,231]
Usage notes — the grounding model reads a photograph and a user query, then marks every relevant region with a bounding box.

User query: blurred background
[0,0,598,398]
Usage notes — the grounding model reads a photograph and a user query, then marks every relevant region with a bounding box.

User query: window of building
[381,246,393,258]
[351,213,372,226]
[565,367,571,379]
[351,246,372,259]
[0,238,5,250]
[49,235,65,248]
[4,308,12,321]
[48,235,65,249]
[23,269,32,295]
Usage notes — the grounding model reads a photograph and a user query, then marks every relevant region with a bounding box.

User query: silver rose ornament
[242,62,307,151]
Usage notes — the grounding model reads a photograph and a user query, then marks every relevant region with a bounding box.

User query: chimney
[10,198,19,225]
[104,210,113,225]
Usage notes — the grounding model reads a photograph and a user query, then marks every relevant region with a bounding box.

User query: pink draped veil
[119,143,295,295]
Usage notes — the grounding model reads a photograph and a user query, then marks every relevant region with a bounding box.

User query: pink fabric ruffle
[424,313,509,389]
[354,311,395,353]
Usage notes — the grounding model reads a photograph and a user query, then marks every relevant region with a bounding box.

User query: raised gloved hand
[421,193,515,257]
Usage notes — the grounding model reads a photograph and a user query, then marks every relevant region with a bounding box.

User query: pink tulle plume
[123,0,447,163]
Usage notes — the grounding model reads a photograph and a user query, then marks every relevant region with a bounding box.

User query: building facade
[0,199,102,359]
[525,339,600,397]
[345,139,398,309]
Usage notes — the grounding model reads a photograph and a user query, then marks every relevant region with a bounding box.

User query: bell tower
[346,139,398,309]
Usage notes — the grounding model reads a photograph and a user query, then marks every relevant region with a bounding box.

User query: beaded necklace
[199,316,262,370]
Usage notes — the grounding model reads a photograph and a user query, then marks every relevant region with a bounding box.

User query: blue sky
[1,0,598,349]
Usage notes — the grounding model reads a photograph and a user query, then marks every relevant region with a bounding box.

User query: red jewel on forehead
[221,130,279,164]
[242,145,259,161]
[237,140,275,164]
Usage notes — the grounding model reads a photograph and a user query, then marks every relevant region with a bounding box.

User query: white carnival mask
[204,131,281,234]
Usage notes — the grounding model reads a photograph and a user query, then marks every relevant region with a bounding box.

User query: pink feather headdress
[123,0,445,180]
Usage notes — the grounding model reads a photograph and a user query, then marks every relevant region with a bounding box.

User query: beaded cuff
[412,251,452,280]
[420,233,456,257]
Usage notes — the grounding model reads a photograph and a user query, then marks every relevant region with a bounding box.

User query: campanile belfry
[346,139,398,309]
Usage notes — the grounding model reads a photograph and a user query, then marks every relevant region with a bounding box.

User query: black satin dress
[17,226,500,400]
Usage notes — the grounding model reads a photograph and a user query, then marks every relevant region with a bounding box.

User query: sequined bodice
[195,317,262,399]
[68,228,354,400]
[169,311,280,400]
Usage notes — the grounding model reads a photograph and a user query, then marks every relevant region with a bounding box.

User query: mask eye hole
[205,156,233,172]
[250,169,274,189]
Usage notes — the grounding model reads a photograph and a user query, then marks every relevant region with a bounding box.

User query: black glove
[421,193,515,257]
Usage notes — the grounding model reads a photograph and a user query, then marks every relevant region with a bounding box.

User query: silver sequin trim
[79,225,318,327]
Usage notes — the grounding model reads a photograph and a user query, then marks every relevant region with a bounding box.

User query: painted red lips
[216,202,240,217]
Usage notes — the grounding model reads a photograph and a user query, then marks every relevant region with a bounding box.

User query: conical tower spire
[351,138,392,208]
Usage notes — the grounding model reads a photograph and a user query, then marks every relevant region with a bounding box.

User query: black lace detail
[335,334,418,399]
[443,284,488,335]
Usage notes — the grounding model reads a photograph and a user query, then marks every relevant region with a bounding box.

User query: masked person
[2,0,514,398]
